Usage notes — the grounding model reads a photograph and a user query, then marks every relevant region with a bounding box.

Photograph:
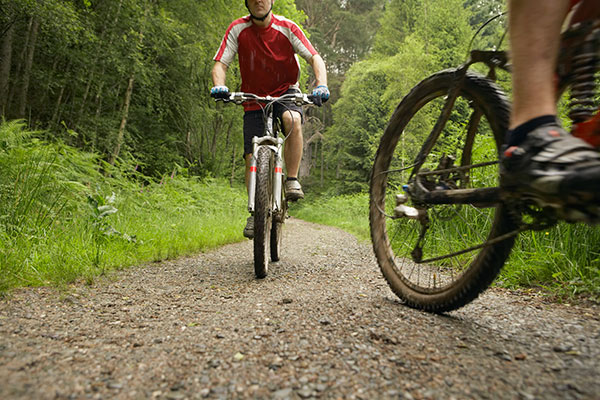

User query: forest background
[0,0,598,299]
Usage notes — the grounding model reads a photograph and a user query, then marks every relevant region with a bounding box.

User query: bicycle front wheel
[254,147,272,278]
[370,69,518,313]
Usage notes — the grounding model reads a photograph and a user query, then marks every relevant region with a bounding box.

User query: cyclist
[211,0,329,238]
[501,0,600,202]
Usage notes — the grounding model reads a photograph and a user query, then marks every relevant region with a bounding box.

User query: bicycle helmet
[245,0,273,21]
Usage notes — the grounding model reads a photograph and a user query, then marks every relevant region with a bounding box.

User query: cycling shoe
[243,216,254,239]
[285,179,304,201]
[500,124,600,208]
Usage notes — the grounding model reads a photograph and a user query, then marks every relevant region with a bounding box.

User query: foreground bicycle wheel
[254,147,273,278]
[270,175,286,262]
[370,69,518,313]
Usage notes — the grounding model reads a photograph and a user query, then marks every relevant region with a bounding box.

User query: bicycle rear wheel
[370,69,518,313]
[270,175,286,262]
[254,147,272,278]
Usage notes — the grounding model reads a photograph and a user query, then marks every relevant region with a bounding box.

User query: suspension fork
[248,148,258,213]
[247,137,284,213]
[273,139,284,212]
[248,108,275,214]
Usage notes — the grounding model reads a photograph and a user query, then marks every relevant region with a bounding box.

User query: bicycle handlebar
[214,92,322,107]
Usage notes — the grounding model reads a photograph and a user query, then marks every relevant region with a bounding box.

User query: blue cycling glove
[312,85,330,102]
[211,85,230,99]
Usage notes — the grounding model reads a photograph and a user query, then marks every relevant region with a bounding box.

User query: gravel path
[1,218,599,400]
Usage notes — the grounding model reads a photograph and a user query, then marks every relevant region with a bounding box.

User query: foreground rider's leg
[508,0,568,130]
[282,110,305,200]
[501,0,600,204]
[282,110,303,179]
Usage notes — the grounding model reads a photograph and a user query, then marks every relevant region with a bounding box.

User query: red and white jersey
[214,14,318,111]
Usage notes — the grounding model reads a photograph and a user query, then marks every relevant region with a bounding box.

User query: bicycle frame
[217,92,317,215]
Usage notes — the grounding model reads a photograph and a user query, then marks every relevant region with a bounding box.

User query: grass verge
[0,120,248,293]
[290,192,370,242]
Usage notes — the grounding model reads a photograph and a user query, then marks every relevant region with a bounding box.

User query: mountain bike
[369,2,600,313]
[217,92,319,278]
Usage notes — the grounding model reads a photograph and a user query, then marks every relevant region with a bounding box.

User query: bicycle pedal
[393,204,420,219]
[396,194,408,205]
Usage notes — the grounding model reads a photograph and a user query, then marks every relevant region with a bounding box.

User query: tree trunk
[108,0,151,165]
[213,118,233,174]
[80,0,123,128]
[108,74,134,165]
[320,142,324,185]
[230,145,237,187]
[74,71,93,128]
[39,56,60,109]
[17,17,39,118]
[0,21,14,116]
[94,80,105,118]
[199,127,205,165]
[185,130,192,163]
[51,85,65,126]
[8,17,32,113]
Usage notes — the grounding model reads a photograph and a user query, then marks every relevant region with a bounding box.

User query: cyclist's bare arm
[309,54,328,87]
[212,61,228,87]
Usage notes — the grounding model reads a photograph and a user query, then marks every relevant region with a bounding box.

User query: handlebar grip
[307,94,322,107]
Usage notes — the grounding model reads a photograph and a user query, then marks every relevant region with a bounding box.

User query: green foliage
[0,0,309,181]
[500,224,600,300]
[372,0,423,56]
[86,192,136,270]
[321,0,478,194]
[0,120,72,239]
[291,192,370,241]
[0,121,247,293]
[296,0,385,74]
[325,59,392,193]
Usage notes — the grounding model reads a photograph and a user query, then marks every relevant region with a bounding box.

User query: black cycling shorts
[243,89,304,156]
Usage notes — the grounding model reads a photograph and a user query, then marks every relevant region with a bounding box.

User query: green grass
[0,177,249,292]
[290,192,371,241]
[500,224,600,299]
[0,120,248,293]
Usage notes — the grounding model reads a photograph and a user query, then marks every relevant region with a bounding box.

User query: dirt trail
[1,218,599,399]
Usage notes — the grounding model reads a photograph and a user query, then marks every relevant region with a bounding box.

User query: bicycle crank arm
[412,186,501,207]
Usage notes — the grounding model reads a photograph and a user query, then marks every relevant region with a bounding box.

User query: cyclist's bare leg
[502,0,600,208]
[508,0,569,129]
[281,110,303,178]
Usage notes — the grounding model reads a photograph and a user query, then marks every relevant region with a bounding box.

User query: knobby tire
[370,69,518,313]
[254,147,272,278]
